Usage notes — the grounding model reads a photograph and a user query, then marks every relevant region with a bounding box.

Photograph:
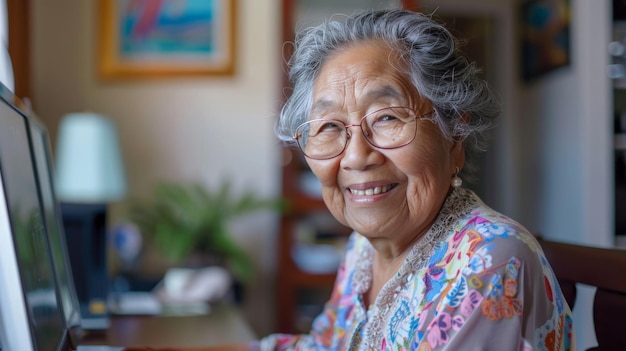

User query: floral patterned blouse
[257,187,575,350]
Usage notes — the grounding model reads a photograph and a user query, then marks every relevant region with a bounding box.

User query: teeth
[349,184,393,196]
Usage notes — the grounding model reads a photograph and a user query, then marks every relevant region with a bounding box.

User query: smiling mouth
[348,184,397,196]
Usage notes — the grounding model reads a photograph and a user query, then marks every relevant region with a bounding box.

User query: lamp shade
[55,112,126,203]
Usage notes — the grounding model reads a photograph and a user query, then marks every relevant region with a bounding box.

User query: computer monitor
[0,147,34,351]
[0,87,71,351]
[29,116,86,346]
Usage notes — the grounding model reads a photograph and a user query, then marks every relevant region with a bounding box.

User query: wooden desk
[81,303,257,348]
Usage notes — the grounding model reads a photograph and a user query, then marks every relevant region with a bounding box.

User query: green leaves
[127,181,286,283]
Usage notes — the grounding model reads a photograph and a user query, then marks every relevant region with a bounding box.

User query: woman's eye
[310,120,343,135]
[319,121,342,131]
[371,114,400,126]
[379,114,398,121]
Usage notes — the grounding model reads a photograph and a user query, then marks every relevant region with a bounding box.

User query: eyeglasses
[293,106,434,160]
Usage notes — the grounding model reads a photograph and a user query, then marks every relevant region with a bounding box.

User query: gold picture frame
[98,0,236,79]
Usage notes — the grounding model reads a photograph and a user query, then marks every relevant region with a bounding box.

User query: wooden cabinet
[276,0,420,334]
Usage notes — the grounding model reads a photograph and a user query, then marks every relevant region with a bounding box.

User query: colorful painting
[98,0,236,78]
[519,0,571,82]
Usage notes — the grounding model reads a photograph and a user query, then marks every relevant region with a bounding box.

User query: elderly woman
[209,8,574,351]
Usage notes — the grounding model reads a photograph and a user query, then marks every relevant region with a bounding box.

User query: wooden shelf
[276,181,342,332]
[286,193,324,215]
[291,268,337,287]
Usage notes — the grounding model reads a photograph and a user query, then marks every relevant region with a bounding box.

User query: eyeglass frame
[292,106,436,160]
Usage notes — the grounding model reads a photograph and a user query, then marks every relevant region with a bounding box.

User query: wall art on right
[519,0,571,82]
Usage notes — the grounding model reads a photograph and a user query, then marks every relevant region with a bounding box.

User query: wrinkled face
[306,40,464,243]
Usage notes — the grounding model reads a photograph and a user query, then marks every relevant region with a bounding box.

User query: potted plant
[126,181,286,283]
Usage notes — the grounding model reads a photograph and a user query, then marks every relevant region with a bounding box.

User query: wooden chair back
[538,238,626,351]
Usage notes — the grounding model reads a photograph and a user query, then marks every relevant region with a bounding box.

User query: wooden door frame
[6,0,30,100]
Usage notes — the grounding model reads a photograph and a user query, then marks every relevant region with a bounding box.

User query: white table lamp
[54,112,126,327]
[55,112,126,203]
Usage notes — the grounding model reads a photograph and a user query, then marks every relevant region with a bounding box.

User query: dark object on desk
[61,202,111,329]
[538,237,626,351]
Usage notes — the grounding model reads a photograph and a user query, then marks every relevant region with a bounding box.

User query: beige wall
[31,0,283,335]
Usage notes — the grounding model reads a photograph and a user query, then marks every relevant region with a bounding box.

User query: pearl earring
[451,167,462,188]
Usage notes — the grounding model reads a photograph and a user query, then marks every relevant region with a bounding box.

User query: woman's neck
[363,240,412,307]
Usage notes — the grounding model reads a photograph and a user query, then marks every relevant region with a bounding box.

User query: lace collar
[352,187,478,350]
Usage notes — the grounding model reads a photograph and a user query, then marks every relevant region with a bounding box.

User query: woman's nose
[340,127,383,170]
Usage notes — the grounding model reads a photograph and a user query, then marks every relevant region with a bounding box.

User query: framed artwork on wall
[98,0,236,79]
[519,0,571,82]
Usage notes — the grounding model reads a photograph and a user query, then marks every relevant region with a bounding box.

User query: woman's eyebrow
[363,86,404,102]
[310,100,337,115]
[309,86,406,115]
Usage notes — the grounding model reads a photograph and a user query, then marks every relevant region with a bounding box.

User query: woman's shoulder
[454,193,543,257]
[440,192,553,287]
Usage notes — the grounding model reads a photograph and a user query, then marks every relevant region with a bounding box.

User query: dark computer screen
[30,118,83,344]
[0,95,66,350]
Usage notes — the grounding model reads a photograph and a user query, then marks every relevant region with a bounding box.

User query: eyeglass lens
[294,106,418,159]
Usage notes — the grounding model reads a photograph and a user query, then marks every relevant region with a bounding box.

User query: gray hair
[276,9,501,176]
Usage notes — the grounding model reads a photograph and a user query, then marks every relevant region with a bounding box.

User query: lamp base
[61,202,110,330]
